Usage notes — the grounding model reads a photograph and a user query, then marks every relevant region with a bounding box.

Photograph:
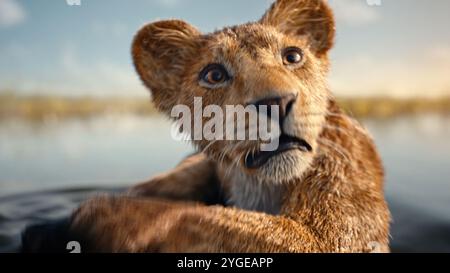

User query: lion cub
[24,0,391,253]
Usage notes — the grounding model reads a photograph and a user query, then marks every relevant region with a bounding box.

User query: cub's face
[133,0,335,183]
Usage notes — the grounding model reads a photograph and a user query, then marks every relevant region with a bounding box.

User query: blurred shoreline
[1,94,450,121]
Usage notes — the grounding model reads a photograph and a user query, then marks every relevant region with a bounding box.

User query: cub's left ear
[132,20,201,114]
[261,0,335,57]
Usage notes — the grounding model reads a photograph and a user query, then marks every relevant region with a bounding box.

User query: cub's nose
[249,94,297,123]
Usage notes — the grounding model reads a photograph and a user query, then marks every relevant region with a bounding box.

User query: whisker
[222,146,238,179]
[317,138,351,162]
[201,140,218,154]
[296,110,353,119]
[322,125,352,136]
[225,151,242,179]
[295,112,371,137]
[220,145,231,164]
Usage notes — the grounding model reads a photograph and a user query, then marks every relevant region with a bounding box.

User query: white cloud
[258,0,381,26]
[55,44,147,96]
[0,43,147,97]
[329,0,380,25]
[0,0,26,28]
[330,46,450,98]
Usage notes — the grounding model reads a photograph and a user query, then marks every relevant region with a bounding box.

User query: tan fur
[67,0,391,253]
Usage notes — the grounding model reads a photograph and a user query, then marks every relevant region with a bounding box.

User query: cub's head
[132,0,335,183]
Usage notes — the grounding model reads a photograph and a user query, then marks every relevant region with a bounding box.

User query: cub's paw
[126,175,169,198]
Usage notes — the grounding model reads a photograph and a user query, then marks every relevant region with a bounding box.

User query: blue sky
[1,0,450,97]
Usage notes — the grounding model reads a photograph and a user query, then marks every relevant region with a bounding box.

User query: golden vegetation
[1,94,449,121]
[338,97,450,119]
[0,94,157,121]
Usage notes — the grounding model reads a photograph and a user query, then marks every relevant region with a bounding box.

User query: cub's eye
[282,47,304,65]
[199,64,230,87]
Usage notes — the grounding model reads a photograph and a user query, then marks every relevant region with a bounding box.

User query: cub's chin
[245,150,313,184]
[242,135,314,183]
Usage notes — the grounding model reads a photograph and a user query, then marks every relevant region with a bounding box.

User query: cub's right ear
[261,0,335,57]
[132,20,201,113]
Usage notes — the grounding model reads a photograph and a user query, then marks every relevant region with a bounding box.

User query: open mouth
[244,134,312,169]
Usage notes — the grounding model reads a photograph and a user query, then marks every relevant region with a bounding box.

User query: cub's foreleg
[68,196,319,253]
